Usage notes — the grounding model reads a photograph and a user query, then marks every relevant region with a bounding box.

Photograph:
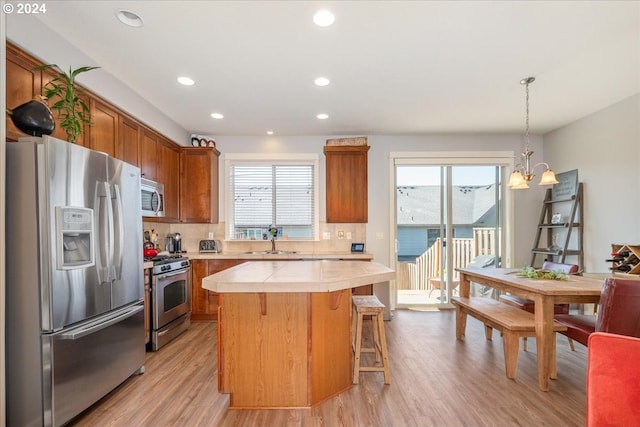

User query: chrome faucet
[268,225,278,253]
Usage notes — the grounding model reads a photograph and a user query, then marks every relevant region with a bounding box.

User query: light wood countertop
[202,260,395,293]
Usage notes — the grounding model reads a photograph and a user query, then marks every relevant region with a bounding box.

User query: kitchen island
[202,260,395,409]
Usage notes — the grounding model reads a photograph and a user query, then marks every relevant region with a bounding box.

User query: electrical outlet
[208,232,214,239]
[376,231,384,240]
[323,231,331,240]
[346,232,352,240]
[337,230,344,239]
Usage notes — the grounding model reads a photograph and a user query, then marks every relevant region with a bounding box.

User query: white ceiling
[23,1,640,136]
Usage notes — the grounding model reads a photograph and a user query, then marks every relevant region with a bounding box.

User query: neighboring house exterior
[397,184,499,261]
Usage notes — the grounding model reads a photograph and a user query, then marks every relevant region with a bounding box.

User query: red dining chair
[586,332,640,427]
[555,277,640,348]
[499,261,579,350]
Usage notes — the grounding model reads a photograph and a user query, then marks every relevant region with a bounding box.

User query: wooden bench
[452,296,568,380]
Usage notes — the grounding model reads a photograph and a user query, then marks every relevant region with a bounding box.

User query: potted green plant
[35,64,100,143]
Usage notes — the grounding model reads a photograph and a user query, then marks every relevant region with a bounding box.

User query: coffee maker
[166,233,182,253]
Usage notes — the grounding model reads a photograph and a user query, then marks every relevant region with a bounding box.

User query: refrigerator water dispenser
[56,206,94,269]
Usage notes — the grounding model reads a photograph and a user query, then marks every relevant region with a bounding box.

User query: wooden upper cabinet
[324,145,370,223]
[88,99,119,157]
[6,44,89,145]
[6,42,188,227]
[118,116,141,167]
[179,147,220,223]
[157,137,180,222]
[6,45,42,141]
[140,129,159,181]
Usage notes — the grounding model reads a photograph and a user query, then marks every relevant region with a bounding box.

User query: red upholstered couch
[587,332,640,427]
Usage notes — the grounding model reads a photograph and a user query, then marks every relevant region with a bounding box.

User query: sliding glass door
[394,161,504,307]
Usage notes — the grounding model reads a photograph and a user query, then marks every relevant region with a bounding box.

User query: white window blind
[228,160,317,240]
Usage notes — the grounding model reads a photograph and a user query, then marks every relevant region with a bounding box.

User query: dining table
[456,267,604,391]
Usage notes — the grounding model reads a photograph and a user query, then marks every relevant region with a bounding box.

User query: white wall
[543,94,640,273]
[4,12,551,269]
[214,134,544,267]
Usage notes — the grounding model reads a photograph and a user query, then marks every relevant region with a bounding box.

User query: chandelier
[507,77,558,189]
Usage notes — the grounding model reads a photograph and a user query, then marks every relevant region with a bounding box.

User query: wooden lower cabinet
[191,259,246,321]
[352,284,373,295]
[218,289,352,408]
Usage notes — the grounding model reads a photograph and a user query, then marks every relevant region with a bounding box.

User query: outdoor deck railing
[397,227,499,291]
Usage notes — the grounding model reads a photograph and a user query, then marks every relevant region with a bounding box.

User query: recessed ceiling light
[177,76,195,86]
[317,113,329,120]
[267,131,274,135]
[313,10,335,27]
[210,113,224,119]
[314,77,330,87]
[115,9,144,28]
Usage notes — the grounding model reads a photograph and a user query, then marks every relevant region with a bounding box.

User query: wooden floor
[69,309,588,426]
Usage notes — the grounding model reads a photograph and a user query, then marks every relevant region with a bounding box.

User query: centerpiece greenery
[35,64,100,144]
[517,266,569,280]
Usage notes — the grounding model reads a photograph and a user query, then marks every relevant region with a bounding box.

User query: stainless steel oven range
[148,255,191,351]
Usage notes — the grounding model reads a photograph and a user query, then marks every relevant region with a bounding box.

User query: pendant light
[508,77,559,189]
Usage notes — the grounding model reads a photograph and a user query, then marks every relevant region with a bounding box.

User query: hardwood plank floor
[69,309,588,426]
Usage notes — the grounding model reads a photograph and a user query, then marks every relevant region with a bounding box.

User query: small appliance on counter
[143,230,158,258]
[199,239,222,253]
[166,233,182,253]
[144,242,157,258]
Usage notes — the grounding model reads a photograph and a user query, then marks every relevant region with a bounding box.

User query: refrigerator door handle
[105,183,116,281]
[111,184,125,280]
[59,305,144,340]
[95,181,113,284]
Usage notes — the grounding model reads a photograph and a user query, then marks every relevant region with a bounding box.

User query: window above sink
[225,153,320,241]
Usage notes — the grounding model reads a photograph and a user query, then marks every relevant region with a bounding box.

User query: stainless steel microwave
[141,178,165,217]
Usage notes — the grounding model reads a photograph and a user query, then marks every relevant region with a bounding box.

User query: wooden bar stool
[351,295,391,384]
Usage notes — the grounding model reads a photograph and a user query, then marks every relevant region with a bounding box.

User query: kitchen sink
[243,250,298,255]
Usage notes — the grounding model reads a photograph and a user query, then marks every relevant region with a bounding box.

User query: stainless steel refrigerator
[6,136,145,427]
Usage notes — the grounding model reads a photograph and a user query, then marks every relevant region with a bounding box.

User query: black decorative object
[7,98,55,137]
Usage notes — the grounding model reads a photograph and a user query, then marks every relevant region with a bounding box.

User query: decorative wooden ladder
[530,182,584,269]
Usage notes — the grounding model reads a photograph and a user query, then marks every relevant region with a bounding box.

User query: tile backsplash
[142,221,366,253]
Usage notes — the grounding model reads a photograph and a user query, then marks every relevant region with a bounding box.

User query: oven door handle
[154,269,190,281]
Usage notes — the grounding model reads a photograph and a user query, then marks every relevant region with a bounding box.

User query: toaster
[199,240,221,253]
